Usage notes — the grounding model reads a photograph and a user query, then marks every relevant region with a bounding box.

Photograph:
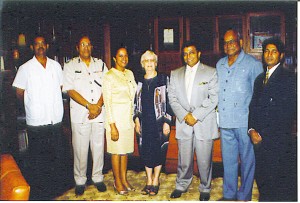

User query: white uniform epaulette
[65,57,104,65]
[64,58,73,64]
[92,57,103,62]
[64,57,79,64]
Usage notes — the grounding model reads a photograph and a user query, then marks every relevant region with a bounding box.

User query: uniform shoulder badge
[93,57,102,62]
[65,57,76,64]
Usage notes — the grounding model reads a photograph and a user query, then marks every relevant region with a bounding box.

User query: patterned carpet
[55,170,259,201]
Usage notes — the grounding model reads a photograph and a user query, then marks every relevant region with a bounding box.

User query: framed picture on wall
[253,32,272,49]
[158,19,180,51]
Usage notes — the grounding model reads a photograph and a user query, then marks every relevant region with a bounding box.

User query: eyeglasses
[34,42,46,46]
[224,39,237,46]
[80,43,92,48]
[143,59,156,63]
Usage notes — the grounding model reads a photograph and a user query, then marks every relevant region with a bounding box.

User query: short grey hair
[140,50,158,67]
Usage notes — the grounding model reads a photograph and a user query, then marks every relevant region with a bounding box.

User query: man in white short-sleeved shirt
[12,36,66,200]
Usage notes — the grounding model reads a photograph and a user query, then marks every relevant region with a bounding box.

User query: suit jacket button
[270,98,273,101]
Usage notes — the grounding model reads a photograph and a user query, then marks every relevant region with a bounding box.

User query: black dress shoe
[170,189,184,198]
[200,192,210,201]
[75,185,85,196]
[94,182,107,192]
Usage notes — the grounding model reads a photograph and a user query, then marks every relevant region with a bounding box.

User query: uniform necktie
[264,69,270,85]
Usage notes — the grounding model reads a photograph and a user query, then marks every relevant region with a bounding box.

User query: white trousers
[71,122,105,185]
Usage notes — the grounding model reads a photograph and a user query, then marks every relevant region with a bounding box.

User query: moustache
[265,57,273,61]
[38,47,45,51]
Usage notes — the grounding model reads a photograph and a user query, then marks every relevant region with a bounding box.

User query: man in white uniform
[12,35,65,200]
[63,36,108,195]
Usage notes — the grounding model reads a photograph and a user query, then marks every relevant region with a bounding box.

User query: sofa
[0,153,30,200]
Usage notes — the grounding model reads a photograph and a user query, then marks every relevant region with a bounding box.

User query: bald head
[223,29,242,58]
[224,30,239,41]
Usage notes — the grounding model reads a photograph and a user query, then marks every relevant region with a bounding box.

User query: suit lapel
[264,65,282,89]
[178,66,190,106]
[268,65,282,84]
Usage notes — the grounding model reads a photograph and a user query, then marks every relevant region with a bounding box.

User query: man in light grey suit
[168,41,219,201]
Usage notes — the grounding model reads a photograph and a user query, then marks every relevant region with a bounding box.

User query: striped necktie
[264,69,270,85]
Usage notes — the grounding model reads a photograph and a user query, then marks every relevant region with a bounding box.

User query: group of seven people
[12,29,296,201]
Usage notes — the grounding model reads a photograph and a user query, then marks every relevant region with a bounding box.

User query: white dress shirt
[267,63,280,78]
[185,61,199,104]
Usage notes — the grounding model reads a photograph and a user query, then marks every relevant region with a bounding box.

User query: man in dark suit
[248,37,297,201]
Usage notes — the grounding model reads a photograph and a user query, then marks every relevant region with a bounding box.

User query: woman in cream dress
[103,47,137,195]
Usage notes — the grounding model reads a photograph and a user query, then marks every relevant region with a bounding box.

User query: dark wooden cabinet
[246,11,285,60]
[154,11,286,73]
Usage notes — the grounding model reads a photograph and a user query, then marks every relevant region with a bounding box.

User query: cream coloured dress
[103,68,137,154]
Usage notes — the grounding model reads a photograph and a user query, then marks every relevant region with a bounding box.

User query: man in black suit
[248,37,297,201]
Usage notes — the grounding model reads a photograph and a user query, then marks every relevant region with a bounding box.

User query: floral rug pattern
[55,170,259,201]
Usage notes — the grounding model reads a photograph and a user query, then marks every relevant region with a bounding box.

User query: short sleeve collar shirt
[63,57,108,123]
[12,56,64,126]
[216,50,263,128]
